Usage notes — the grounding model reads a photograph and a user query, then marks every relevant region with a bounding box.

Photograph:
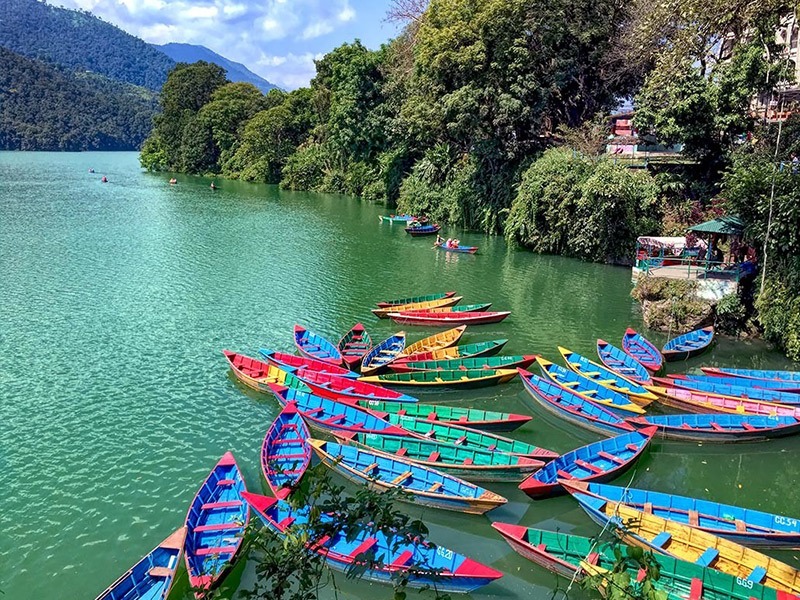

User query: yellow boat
[645,384,800,418]
[558,346,657,405]
[574,492,800,595]
[359,368,518,389]
[223,350,300,393]
[397,326,466,358]
[371,296,463,319]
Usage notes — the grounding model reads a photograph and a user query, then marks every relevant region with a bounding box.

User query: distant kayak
[434,242,478,254]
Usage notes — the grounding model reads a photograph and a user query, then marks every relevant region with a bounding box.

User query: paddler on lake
[210,181,217,190]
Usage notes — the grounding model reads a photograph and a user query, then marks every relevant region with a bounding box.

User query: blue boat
[537,357,645,415]
[662,376,800,405]
[622,328,663,372]
[562,480,800,549]
[596,339,652,385]
[559,347,657,404]
[702,367,800,386]
[258,348,359,379]
[405,224,441,236]
[267,384,408,436]
[242,492,504,593]
[308,438,507,514]
[518,427,656,499]
[626,413,800,442]
[184,452,249,597]
[261,403,311,500]
[293,324,343,366]
[683,373,800,392]
[361,331,406,376]
[95,527,185,600]
[518,369,635,437]
[662,326,714,361]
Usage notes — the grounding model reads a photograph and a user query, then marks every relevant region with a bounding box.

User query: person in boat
[88,168,95,173]
[210,181,217,190]
[169,178,177,185]
[435,234,445,246]
[450,238,460,249]
[101,176,108,183]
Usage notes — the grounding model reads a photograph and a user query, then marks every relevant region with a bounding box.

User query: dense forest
[141,0,800,360]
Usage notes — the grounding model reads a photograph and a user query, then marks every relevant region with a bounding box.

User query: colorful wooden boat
[95,527,186,600]
[563,480,800,549]
[371,296,463,319]
[223,350,305,393]
[397,325,466,358]
[701,367,800,385]
[647,384,800,418]
[682,373,800,392]
[261,403,311,499]
[184,452,249,597]
[394,339,508,364]
[559,347,657,404]
[379,214,417,223]
[518,369,635,436]
[518,427,656,499]
[662,326,714,361]
[293,324,342,366]
[257,348,358,379]
[390,354,538,374]
[376,291,456,308]
[434,241,478,254]
[537,357,645,415]
[596,339,652,385]
[626,413,800,442]
[491,523,791,600]
[334,431,546,482]
[308,438,507,514]
[425,302,493,313]
[354,400,532,432]
[661,375,800,404]
[622,327,663,372]
[359,368,518,389]
[384,413,558,459]
[405,224,441,236]
[337,323,372,370]
[570,491,800,596]
[388,310,511,326]
[268,384,409,436]
[294,368,419,404]
[242,492,503,593]
[360,331,407,375]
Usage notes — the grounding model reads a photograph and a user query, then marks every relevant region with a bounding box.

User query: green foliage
[281,143,329,191]
[581,543,668,600]
[631,278,698,303]
[139,134,168,171]
[715,293,747,335]
[755,271,800,361]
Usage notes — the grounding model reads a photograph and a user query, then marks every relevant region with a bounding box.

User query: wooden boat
[405,224,441,236]
[390,354,537,374]
[293,324,343,365]
[622,327,663,372]
[626,413,800,442]
[334,431,546,482]
[563,480,800,549]
[662,326,714,361]
[570,491,800,596]
[388,310,511,326]
[397,325,466,358]
[394,339,508,364]
[647,384,800,418]
[371,296,462,319]
[596,339,652,385]
[682,373,800,392]
[518,427,656,499]
[376,291,456,308]
[662,375,800,404]
[223,350,305,393]
[434,241,478,254]
[184,452,249,597]
[537,357,645,415]
[242,492,503,593]
[518,369,635,436]
[308,438,507,514]
[491,524,790,600]
[359,368,518,389]
[425,302,493,313]
[360,331,407,375]
[379,214,417,223]
[354,400,532,432]
[384,413,558,459]
[559,346,657,404]
[95,527,186,600]
[337,323,372,370]
[257,348,358,379]
[294,368,419,404]
[268,383,409,436]
[701,367,800,385]
[261,403,311,499]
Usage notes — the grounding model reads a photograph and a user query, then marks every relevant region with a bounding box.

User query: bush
[756,274,800,361]
[281,143,327,191]
[714,293,747,335]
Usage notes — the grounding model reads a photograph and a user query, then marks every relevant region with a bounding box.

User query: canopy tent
[687,216,744,236]
[637,236,707,256]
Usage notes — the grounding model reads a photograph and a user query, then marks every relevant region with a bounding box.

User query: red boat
[295,368,419,403]
[387,310,511,326]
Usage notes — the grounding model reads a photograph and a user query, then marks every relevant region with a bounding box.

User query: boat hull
[388,310,510,326]
[626,413,800,443]
[662,326,714,362]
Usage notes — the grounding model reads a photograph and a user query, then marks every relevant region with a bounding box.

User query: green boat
[359,368,518,388]
[427,303,493,313]
[390,354,538,374]
[392,339,508,364]
[355,400,533,432]
[376,291,455,307]
[334,431,545,482]
[492,524,784,600]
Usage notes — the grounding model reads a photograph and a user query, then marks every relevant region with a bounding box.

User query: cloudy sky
[52,0,402,89]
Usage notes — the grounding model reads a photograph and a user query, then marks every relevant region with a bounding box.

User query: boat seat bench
[695,547,719,567]
[349,537,378,558]
[194,545,238,557]
[650,532,671,548]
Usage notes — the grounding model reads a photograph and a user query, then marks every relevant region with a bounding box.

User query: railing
[635,256,745,283]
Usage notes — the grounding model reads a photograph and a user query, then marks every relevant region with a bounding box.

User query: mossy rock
[642,298,713,333]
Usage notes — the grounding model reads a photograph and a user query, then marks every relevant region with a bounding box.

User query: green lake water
[1,152,798,599]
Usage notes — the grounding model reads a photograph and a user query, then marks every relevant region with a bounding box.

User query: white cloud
[255,52,322,89]
[182,5,218,19]
[301,21,334,40]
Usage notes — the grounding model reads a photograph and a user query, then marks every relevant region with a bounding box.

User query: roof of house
[687,216,745,235]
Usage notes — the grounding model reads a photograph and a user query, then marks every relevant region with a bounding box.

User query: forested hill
[0,0,175,91]
[0,47,158,150]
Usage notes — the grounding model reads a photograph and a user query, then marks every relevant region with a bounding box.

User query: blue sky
[51,0,402,89]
